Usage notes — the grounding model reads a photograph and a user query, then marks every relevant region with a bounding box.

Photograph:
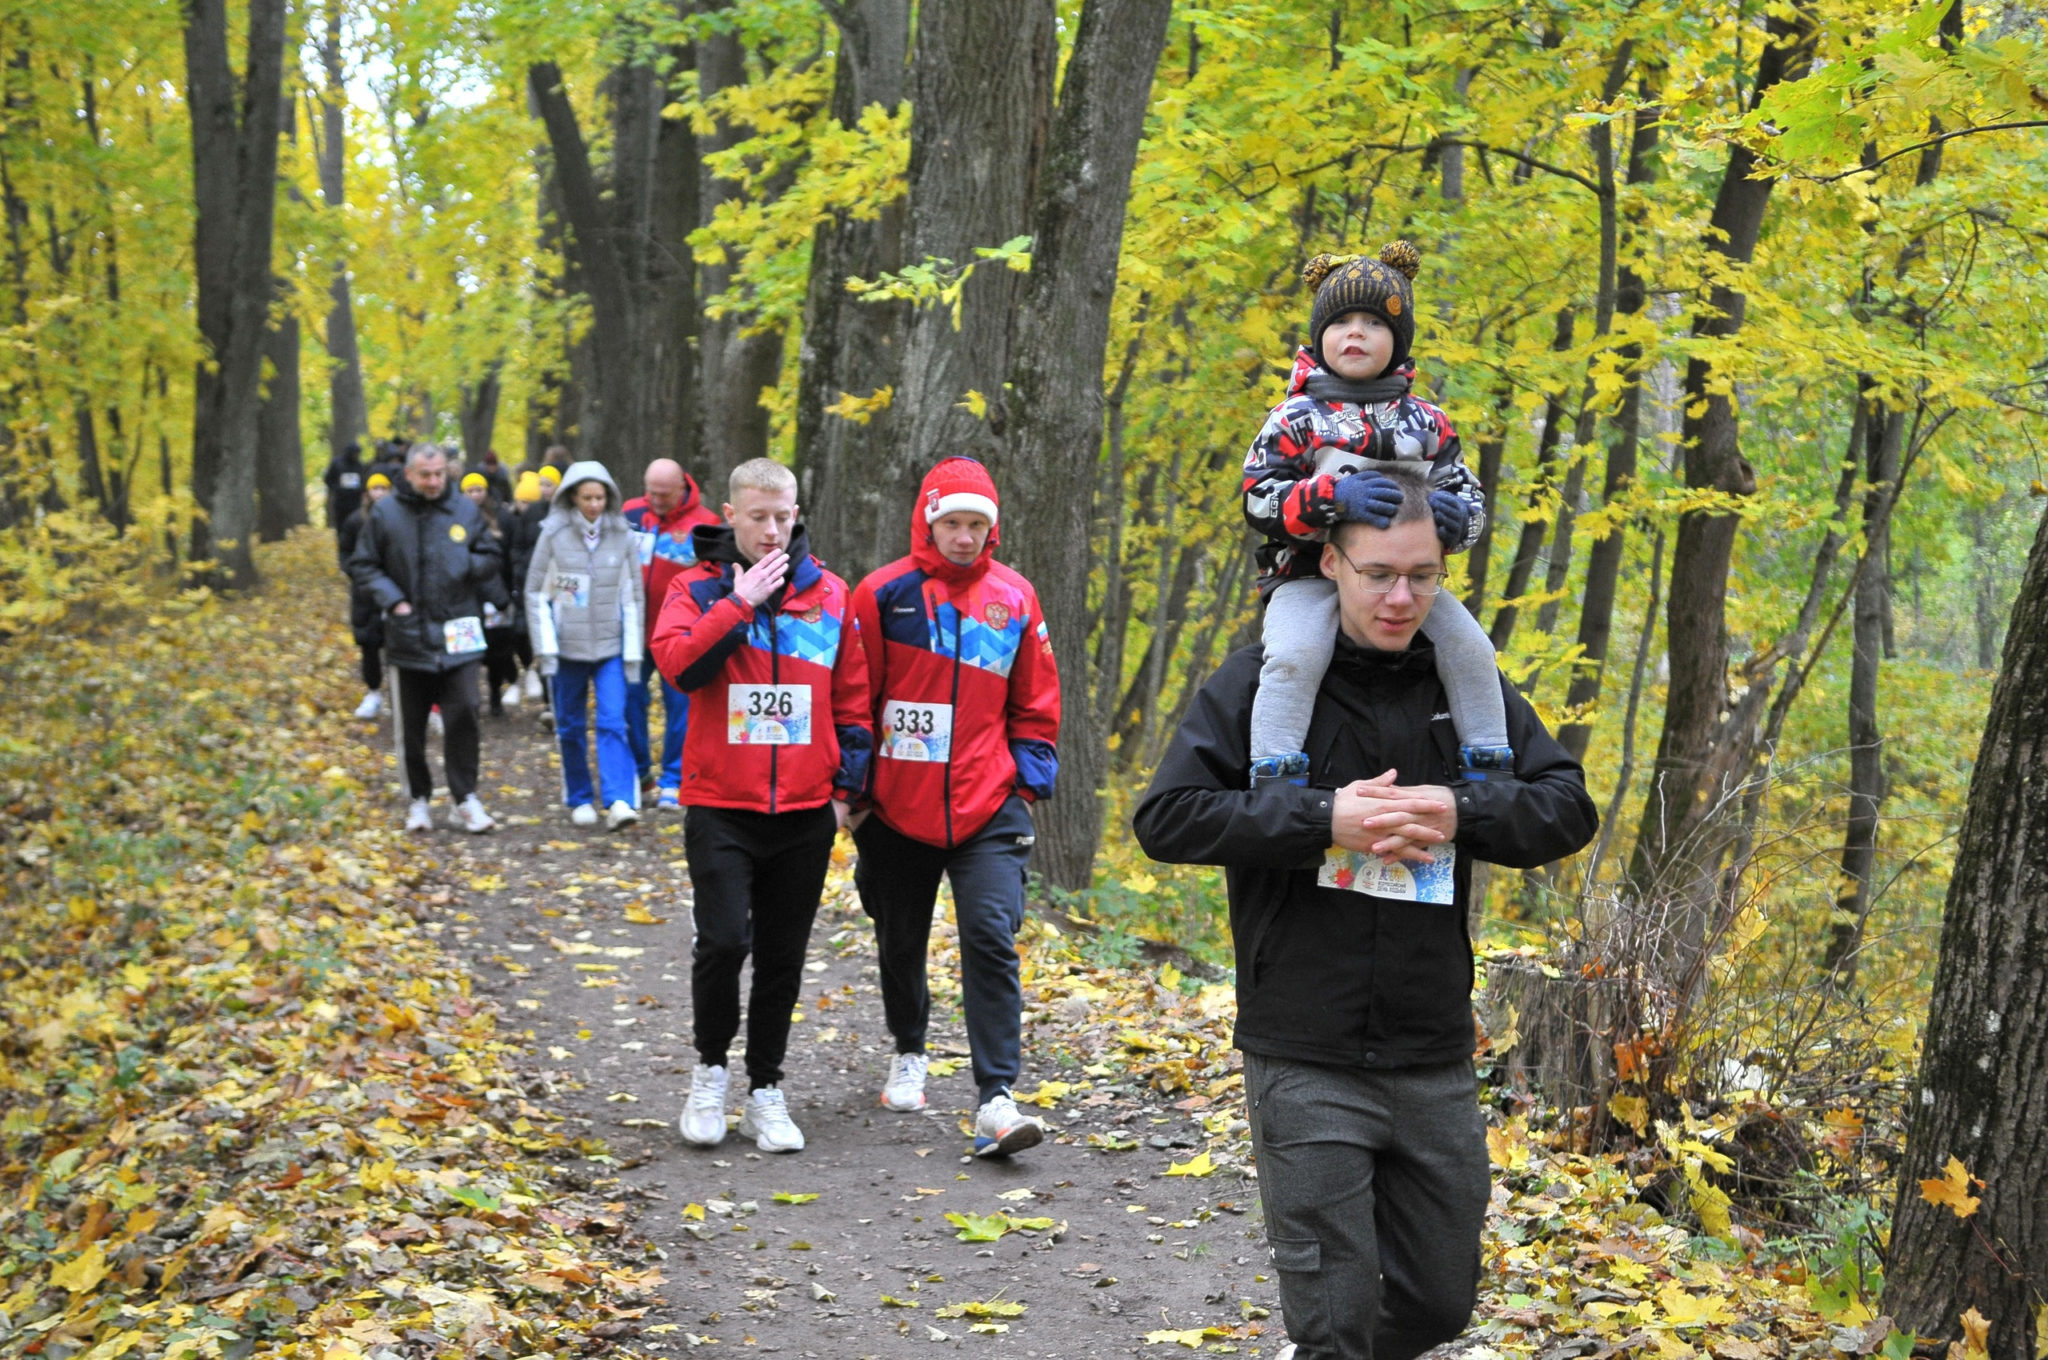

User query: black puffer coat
[347,482,508,671]
[337,506,382,648]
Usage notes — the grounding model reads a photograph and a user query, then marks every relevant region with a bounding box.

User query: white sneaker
[570,803,599,826]
[453,795,495,834]
[880,1053,929,1112]
[973,1091,1044,1159]
[404,798,433,833]
[737,1087,805,1153]
[428,709,444,738]
[657,788,681,811]
[1274,1346,1297,1360]
[521,669,542,701]
[354,690,384,720]
[679,1064,730,1147]
[500,683,521,709]
[605,800,639,831]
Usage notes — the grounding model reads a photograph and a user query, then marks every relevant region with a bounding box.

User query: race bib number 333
[727,684,812,745]
[880,701,953,762]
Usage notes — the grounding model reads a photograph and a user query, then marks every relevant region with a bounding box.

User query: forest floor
[0,530,1872,1360]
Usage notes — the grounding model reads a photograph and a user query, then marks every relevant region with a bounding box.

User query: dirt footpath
[363,694,1292,1357]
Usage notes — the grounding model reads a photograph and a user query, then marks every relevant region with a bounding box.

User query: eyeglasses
[1331,549,1446,596]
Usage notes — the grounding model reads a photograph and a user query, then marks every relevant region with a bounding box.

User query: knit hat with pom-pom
[1305,240,1422,373]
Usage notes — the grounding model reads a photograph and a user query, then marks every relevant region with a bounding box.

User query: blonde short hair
[729,457,797,499]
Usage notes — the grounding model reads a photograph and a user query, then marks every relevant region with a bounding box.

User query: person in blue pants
[622,459,720,809]
[525,460,647,831]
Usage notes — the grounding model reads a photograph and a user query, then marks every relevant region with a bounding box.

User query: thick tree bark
[890,0,1056,482]
[796,0,910,581]
[995,0,1172,890]
[695,23,783,491]
[314,0,368,465]
[1460,382,1513,617]
[528,37,697,491]
[255,302,305,540]
[1627,10,1814,920]
[184,0,289,589]
[1882,503,2048,1360]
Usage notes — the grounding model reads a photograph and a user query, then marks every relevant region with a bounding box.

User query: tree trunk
[795,0,909,582]
[1881,502,2048,1360]
[1460,381,1513,617]
[256,301,305,540]
[994,0,1171,891]
[1627,9,1814,923]
[890,0,1056,484]
[1489,307,1575,652]
[528,35,697,492]
[315,0,368,465]
[695,23,783,491]
[184,0,289,589]
[460,361,503,464]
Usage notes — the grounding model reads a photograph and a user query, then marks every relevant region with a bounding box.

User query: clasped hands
[1330,769,1457,865]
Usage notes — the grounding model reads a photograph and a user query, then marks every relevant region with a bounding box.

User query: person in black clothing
[323,441,368,533]
[348,444,509,835]
[337,473,394,719]
[461,472,522,714]
[1133,463,1597,1360]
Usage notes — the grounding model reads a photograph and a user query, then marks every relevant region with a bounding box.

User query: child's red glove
[1282,475,1340,537]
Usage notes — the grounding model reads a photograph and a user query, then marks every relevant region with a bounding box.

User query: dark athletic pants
[685,804,837,1092]
[390,661,481,802]
[853,796,1034,1104]
[1244,1053,1491,1360]
[359,641,383,692]
[483,627,520,705]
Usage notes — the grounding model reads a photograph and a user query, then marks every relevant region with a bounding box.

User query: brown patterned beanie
[1305,240,1422,372]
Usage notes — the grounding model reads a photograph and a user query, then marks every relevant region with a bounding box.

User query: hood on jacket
[692,522,823,601]
[910,456,1000,583]
[545,460,630,533]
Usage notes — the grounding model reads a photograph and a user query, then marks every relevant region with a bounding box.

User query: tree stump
[1481,957,1626,1113]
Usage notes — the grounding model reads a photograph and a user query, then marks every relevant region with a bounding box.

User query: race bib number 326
[727,684,812,745]
[880,701,953,762]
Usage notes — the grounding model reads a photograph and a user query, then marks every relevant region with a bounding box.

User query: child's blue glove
[1428,490,1471,548]
[1333,472,1402,528]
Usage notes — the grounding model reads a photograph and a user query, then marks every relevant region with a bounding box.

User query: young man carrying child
[650,458,872,1154]
[1240,241,1512,787]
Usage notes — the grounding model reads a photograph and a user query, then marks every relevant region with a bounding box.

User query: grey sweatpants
[1251,577,1508,760]
[1246,1053,1491,1360]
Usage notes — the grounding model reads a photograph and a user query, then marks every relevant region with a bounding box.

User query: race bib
[1318,844,1458,906]
[880,701,953,762]
[547,570,591,609]
[727,684,812,745]
[339,472,362,490]
[443,616,486,655]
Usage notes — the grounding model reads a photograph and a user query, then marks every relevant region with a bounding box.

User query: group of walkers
[324,243,1600,1360]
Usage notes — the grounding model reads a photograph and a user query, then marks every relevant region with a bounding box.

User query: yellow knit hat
[461,472,488,491]
[514,470,542,503]
[366,472,392,491]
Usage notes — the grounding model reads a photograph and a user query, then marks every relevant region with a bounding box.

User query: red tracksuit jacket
[851,540,1060,847]
[650,525,872,813]
[622,481,723,640]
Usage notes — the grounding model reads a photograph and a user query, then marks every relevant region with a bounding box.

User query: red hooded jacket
[851,458,1061,848]
[622,475,723,640]
[650,524,872,814]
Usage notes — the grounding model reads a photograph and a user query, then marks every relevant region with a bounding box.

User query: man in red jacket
[650,457,872,1155]
[850,457,1061,1158]
[623,458,723,809]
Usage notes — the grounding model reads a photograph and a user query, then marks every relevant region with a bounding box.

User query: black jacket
[347,483,508,672]
[323,450,367,529]
[337,507,382,648]
[1133,637,1597,1070]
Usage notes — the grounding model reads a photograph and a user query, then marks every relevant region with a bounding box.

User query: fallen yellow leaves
[0,533,670,1360]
